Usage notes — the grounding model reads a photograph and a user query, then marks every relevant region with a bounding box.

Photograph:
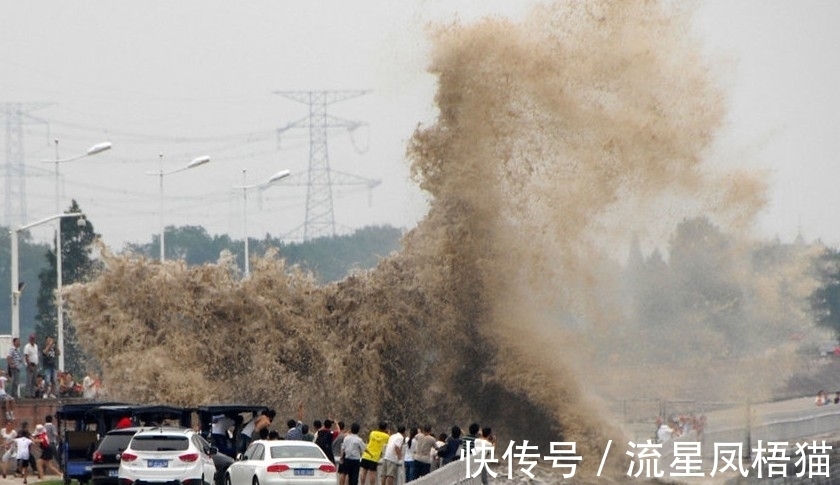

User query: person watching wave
[359,421,389,485]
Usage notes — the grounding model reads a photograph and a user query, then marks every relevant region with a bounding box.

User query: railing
[411,455,486,485]
[699,401,840,457]
[410,398,840,484]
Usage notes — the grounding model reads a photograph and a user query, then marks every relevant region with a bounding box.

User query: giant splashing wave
[65,1,823,479]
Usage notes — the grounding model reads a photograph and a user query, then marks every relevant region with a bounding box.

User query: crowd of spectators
[210,404,495,485]
[4,334,102,400]
[814,389,840,406]
[655,414,707,444]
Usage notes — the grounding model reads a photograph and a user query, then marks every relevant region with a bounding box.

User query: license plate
[108,470,118,477]
[148,460,169,468]
[293,469,314,476]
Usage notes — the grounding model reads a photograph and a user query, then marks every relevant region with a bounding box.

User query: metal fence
[410,454,487,485]
[701,402,840,457]
[414,397,840,484]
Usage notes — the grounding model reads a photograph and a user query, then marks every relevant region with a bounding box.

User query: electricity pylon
[274,90,379,241]
[2,103,51,227]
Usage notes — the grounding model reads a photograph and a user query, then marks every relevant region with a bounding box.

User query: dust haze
[64,0,826,479]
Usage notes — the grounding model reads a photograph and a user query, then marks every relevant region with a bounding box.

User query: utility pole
[1,103,51,227]
[274,90,379,241]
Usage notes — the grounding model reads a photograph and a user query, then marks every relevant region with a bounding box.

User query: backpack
[315,429,334,461]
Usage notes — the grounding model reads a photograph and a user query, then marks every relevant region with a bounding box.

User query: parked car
[225,440,336,485]
[97,427,232,485]
[118,427,217,485]
[92,427,151,485]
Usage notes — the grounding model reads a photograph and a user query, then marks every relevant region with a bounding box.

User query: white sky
[1,1,839,249]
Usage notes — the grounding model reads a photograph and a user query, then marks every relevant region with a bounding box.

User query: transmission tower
[2,103,51,227]
[274,90,379,241]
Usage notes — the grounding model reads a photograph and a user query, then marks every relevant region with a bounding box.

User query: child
[13,430,31,484]
[32,375,46,400]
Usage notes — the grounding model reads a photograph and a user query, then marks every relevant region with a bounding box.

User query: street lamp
[147,154,211,262]
[9,212,86,371]
[42,139,111,371]
[233,169,291,277]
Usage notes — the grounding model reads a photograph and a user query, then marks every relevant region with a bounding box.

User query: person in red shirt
[115,417,133,429]
[33,425,61,478]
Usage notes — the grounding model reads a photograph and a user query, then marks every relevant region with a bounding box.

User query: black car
[91,427,149,485]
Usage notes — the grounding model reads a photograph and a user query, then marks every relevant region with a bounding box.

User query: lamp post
[42,139,111,371]
[233,169,291,277]
[10,212,86,370]
[147,154,210,262]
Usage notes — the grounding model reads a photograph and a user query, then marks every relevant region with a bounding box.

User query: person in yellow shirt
[359,421,389,485]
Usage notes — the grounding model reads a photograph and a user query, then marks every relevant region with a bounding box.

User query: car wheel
[252,477,259,485]
[225,473,232,485]
[63,476,71,485]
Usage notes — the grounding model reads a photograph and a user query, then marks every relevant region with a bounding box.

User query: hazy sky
[1,1,839,250]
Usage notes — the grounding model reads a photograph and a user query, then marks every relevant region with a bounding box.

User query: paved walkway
[0,472,62,485]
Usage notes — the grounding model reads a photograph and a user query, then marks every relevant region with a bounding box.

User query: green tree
[273,225,403,283]
[126,224,403,283]
[167,225,234,266]
[35,200,100,375]
[127,225,237,266]
[811,246,840,339]
[0,227,51,339]
[667,217,746,355]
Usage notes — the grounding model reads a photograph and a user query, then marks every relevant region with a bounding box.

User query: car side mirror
[236,453,244,461]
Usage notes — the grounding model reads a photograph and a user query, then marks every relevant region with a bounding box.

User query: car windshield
[269,446,324,460]
[97,433,135,454]
[131,435,189,452]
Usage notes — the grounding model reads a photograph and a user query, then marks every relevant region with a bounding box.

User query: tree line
[1,200,403,375]
[6,200,840,375]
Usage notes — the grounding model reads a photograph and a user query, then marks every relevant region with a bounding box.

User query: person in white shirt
[380,425,405,485]
[211,414,235,454]
[1,420,17,479]
[13,431,32,484]
[0,371,15,420]
[340,423,366,485]
[657,421,673,443]
[403,427,418,482]
[431,433,446,471]
[474,427,496,485]
[22,335,39,399]
[82,372,96,399]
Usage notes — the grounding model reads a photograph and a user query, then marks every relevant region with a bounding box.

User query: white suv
[118,427,217,485]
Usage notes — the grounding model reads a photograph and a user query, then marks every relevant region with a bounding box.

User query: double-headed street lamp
[233,169,291,277]
[9,212,86,371]
[42,139,111,371]
[147,154,211,262]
